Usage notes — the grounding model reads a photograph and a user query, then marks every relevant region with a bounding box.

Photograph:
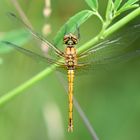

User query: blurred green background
[0,0,140,140]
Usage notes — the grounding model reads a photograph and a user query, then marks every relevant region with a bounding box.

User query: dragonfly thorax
[63,33,78,46]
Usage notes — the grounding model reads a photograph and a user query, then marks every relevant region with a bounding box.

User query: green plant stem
[103,7,140,38]
[0,7,140,107]
[0,64,56,106]
[78,7,140,54]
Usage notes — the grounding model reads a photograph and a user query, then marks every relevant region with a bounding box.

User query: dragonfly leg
[55,51,65,58]
[75,23,80,40]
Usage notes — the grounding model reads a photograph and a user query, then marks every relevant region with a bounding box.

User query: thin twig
[56,72,99,140]
[73,98,99,140]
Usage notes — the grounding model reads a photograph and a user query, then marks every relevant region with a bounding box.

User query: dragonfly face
[63,33,78,46]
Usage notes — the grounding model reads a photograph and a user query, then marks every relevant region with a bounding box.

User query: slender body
[64,34,78,132]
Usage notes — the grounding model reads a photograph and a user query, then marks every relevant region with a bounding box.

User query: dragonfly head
[63,33,78,46]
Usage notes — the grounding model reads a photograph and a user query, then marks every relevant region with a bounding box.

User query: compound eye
[71,36,78,44]
[71,34,77,39]
[63,35,70,44]
[64,35,69,40]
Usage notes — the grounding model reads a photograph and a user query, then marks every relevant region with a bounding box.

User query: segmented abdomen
[67,69,74,132]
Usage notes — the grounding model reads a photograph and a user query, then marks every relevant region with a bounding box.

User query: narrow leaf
[54,10,94,46]
[118,4,139,13]
[114,0,122,11]
[85,0,98,11]
[123,0,139,7]
[0,29,31,54]
[106,0,114,20]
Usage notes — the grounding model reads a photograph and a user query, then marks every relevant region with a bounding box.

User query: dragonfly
[1,13,140,132]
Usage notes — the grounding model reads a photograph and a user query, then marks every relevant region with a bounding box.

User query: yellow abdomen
[67,69,74,132]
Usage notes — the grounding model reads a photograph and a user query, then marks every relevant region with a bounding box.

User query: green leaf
[54,10,94,46]
[114,0,122,11]
[119,0,139,12]
[118,4,139,13]
[106,0,114,21]
[114,0,139,17]
[85,0,98,11]
[123,0,139,8]
[0,29,31,54]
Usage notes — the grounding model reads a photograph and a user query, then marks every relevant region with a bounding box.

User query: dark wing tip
[0,41,16,49]
[1,41,11,45]
[6,12,17,19]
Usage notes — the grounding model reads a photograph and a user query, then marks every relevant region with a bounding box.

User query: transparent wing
[73,24,140,75]
[78,24,140,65]
[75,49,140,75]
[8,13,64,57]
[1,41,67,68]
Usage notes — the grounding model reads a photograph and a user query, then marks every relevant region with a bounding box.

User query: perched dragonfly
[1,13,140,132]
